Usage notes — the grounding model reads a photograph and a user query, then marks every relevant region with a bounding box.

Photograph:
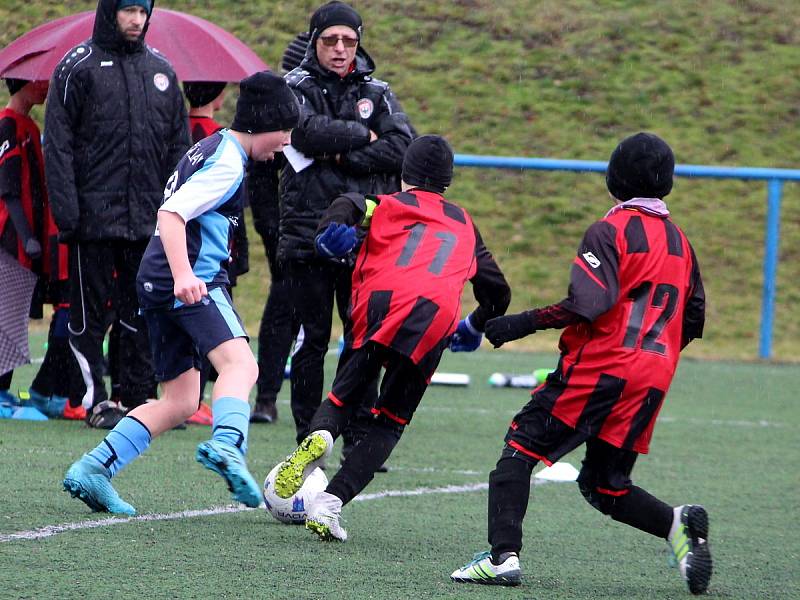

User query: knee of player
[577,477,629,515]
[221,353,259,386]
[373,414,405,441]
[490,456,533,485]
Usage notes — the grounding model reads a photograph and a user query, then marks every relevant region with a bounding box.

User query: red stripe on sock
[327,392,344,407]
[595,486,630,497]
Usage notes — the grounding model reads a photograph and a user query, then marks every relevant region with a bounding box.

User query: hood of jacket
[300,37,376,82]
[92,0,154,53]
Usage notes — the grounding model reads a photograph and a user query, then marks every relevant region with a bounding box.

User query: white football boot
[668,504,713,595]
[274,430,333,499]
[451,550,521,586]
[305,491,348,541]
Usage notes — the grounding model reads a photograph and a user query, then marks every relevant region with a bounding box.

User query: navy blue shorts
[142,287,248,382]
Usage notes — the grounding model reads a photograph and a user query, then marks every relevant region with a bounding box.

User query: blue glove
[449,314,483,352]
[315,223,357,258]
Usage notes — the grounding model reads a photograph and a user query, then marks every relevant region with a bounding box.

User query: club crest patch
[357,98,374,119]
[153,73,169,92]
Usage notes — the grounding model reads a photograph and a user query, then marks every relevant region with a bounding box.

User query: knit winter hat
[402,135,454,193]
[5,78,29,96]
[606,132,675,201]
[231,71,299,134]
[117,0,152,15]
[309,1,362,40]
[282,32,311,73]
[183,81,226,108]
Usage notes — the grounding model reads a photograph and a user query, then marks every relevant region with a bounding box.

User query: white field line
[0,479,552,544]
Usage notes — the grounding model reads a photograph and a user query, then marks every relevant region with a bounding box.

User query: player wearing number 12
[275,135,511,542]
[452,133,712,594]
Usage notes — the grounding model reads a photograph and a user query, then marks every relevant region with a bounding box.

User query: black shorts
[142,287,248,382]
[328,342,428,426]
[502,396,639,493]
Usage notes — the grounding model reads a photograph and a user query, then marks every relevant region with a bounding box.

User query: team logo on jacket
[582,251,601,268]
[153,73,169,92]
[357,98,374,119]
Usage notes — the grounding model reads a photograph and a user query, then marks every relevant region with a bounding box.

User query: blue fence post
[759,178,783,360]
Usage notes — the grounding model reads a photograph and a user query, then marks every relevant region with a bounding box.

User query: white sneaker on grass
[451,550,521,586]
[668,504,713,595]
[305,491,348,541]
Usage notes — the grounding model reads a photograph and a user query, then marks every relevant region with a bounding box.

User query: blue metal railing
[454,154,800,360]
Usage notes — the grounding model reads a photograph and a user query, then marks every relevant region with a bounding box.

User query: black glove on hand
[484,312,537,348]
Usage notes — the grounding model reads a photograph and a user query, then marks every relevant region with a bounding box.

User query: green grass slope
[2,0,798,360]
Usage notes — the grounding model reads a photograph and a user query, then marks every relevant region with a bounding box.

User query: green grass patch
[1,333,798,598]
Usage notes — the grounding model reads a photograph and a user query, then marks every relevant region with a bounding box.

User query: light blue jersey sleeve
[159,136,244,223]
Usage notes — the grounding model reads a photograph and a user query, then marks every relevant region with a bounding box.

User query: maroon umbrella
[0,8,268,82]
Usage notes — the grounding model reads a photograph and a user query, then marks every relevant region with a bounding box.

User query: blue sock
[211,397,250,455]
[87,416,152,476]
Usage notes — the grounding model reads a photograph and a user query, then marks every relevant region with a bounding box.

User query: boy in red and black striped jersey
[273,135,511,542]
[0,78,82,418]
[451,133,712,594]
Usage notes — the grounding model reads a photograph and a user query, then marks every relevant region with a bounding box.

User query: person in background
[273,135,511,541]
[249,32,309,425]
[274,2,414,448]
[44,0,190,429]
[183,81,226,143]
[0,78,84,419]
[62,71,299,515]
[450,133,710,594]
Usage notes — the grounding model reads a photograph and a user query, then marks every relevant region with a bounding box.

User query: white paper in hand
[283,144,314,173]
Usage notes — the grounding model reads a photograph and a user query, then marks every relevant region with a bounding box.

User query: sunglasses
[319,34,359,48]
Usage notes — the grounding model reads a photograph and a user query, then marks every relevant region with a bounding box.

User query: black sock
[608,486,674,539]
[488,457,535,562]
[326,422,401,505]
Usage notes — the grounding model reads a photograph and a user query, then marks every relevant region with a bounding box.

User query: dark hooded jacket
[44,0,189,242]
[278,40,414,262]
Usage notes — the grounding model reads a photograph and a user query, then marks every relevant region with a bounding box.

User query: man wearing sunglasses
[270,1,414,452]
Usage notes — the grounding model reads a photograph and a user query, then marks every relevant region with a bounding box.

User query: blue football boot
[63,455,136,515]
[196,440,262,508]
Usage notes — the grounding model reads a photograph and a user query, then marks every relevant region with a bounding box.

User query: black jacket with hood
[278,39,414,262]
[44,0,189,242]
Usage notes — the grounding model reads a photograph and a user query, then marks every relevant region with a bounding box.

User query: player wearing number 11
[452,133,711,594]
[274,135,511,542]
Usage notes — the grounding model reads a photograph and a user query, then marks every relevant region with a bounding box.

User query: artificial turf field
[1,339,797,599]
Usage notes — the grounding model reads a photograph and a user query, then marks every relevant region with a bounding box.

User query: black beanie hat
[282,32,311,73]
[606,132,675,201]
[183,81,226,109]
[402,135,454,193]
[230,71,299,134]
[5,78,29,96]
[310,1,362,40]
[117,0,152,15]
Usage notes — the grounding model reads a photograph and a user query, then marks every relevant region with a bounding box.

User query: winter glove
[24,238,42,260]
[315,222,357,258]
[449,313,483,352]
[485,312,537,348]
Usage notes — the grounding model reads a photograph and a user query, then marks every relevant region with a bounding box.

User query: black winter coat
[278,45,414,262]
[43,0,189,242]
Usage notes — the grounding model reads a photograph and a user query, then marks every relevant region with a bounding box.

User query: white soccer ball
[262,463,328,524]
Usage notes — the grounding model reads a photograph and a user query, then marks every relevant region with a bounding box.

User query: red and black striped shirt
[534,206,705,453]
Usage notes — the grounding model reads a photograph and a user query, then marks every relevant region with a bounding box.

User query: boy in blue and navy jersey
[62,72,299,515]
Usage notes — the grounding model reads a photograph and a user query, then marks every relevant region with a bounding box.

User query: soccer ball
[262,463,328,524]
